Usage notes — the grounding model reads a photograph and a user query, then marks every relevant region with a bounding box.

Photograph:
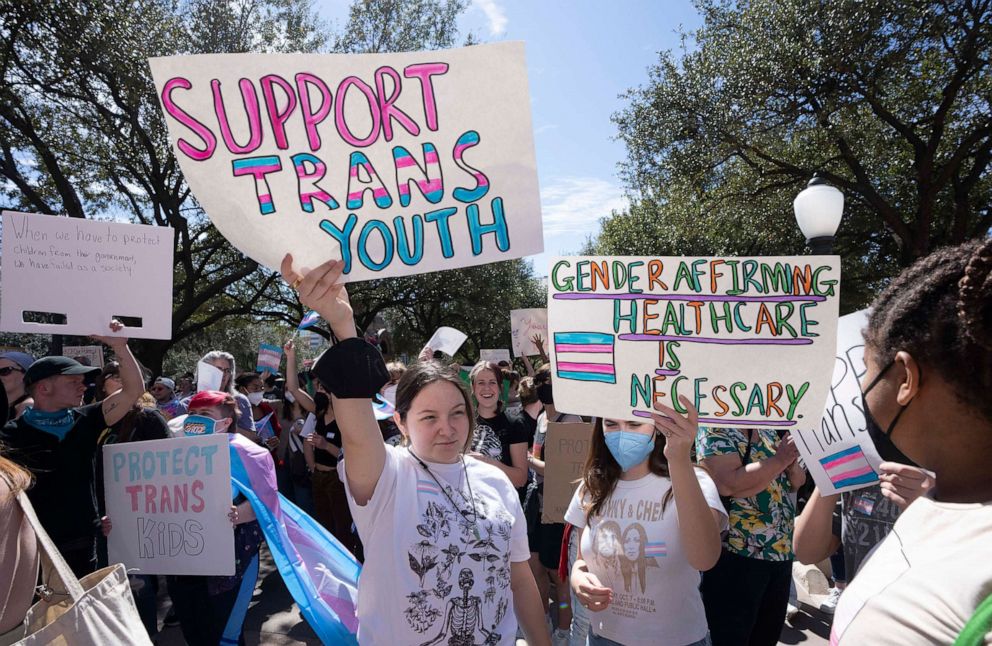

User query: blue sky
[316,0,702,276]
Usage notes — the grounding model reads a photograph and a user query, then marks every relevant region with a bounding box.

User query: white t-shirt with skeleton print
[342,445,530,646]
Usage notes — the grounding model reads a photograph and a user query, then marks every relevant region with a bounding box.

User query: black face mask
[537,382,553,406]
[861,358,920,468]
[314,392,330,412]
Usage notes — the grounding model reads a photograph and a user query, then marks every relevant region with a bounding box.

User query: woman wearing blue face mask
[565,397,727,646]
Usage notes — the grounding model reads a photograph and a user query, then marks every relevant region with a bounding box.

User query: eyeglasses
[0,366,24,377]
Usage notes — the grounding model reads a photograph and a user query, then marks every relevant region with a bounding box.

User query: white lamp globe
[794,175,844,243]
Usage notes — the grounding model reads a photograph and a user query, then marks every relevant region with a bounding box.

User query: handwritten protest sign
[148,42,543,282]
[257,343,283,372]
[510,308,548,357]
[63,345,105,368]
[547,256,840,425]
[542,422,594,524]
[794,309,884,495]
[427,326,467,356]
[103,434,234,575]
[1,211,174,339]
[481,349,511,364]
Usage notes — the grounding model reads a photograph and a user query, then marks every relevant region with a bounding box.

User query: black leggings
[701,549,793,646]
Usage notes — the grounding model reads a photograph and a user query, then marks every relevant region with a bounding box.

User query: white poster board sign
[148,42,543,282]
[480,349,511,364]
[548,256,840,427]
[62,345,105,369]
[103,434,235,575]
[510,308,548,357]
[427,326,467,356]
[1,211,174,339]
[196,360,224,393]
[793,309,883,495]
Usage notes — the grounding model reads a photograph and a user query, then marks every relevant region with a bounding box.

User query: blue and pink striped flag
[554,332,617,384]
[298,310,321,331]
[819,446,878,489]
[644,541,668,558]
[228,434,360,644]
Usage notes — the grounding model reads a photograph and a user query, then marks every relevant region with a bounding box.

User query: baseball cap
[24,356,101,388]
[0,351,35,372]
[154,376,176,391]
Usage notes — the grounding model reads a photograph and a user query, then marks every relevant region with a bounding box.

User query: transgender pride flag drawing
[819,446,878,489]
[554,332,616,384]
[645,541,668,558]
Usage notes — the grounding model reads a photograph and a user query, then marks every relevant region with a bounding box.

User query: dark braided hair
[865,237,992,422]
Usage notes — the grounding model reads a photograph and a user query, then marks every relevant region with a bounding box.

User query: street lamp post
[793,174,844,254]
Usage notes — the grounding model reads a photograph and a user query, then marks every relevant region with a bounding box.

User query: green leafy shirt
[695,427,795,561]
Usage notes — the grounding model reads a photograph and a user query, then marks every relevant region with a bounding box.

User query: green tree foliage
[600,0,991,312]
[0,0,326,373]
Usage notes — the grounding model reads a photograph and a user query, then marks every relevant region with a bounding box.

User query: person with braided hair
[829,237,992,645]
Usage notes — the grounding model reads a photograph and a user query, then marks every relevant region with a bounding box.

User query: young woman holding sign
[825,238,992,645]
[279,254,551,646]
[566,399,727,646]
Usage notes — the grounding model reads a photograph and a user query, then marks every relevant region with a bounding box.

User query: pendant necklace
[409,449,481,541]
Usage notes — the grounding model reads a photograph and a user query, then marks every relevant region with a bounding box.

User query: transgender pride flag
[644,541,668,558]
[819,446,878,489]
[298,310,321,331]
[554,332,616,384]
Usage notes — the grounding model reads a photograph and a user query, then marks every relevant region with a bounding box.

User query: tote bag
[13,492,152,646]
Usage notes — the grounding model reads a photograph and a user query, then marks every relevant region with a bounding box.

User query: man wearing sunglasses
[0,320,144,577]
[0,351,34,420]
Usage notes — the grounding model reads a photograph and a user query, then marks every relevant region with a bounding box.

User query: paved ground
[153,547,831,645]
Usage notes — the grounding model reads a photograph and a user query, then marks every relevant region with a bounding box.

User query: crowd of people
[1,237,990,645]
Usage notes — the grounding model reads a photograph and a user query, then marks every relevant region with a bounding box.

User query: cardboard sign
[548,256,840,426]
[1,211,174,339]
[256,343,283,372]
[103,434,235,575]
[62,345,105,369]
[542,422,594,524]
[793,309,883,494]
[426,326,467,356]
[148,42,543,282]
[510,308,548,357]
[480,349,511,364]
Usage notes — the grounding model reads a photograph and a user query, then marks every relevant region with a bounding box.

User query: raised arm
[793,487,841,565]
[654,397,722,571]
[281,254,385,506]
[283,340,316,413]
[93,320,143,426]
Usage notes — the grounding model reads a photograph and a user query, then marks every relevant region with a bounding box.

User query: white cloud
[474,0,508,35]
[534,124,558,135]
[540,176,628,235]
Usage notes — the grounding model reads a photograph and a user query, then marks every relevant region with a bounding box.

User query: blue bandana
[21,407,77,441]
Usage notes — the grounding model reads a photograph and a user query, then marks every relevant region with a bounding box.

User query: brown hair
[865,238,992,421]
[518,376,539,405]
[581,418,674,523]
[395,360,476,451]
[0,455,32,499]
[469,361,504,413]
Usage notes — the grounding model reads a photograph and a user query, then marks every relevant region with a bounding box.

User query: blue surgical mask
[604,430,656,472]
[184,414,225,436]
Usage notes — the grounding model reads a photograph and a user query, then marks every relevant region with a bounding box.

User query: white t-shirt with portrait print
[340,444,530,646]
[564,469,727,646]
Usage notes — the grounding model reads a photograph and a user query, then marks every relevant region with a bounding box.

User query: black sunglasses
[0,366,24,377]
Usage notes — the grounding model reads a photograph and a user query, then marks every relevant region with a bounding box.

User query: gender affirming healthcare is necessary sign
[547,256,840,428]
